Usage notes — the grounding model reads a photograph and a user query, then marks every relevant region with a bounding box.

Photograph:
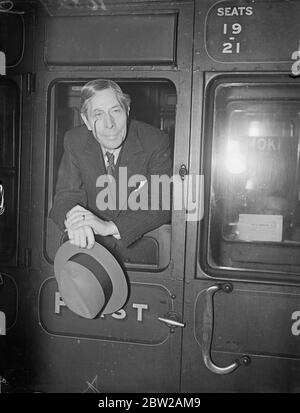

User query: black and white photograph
[0,0,300,398]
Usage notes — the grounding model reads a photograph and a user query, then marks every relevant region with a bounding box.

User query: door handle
[202,283,251,375]
[0,184,5,215]
[158,317,186,328]
[158,311,186,332]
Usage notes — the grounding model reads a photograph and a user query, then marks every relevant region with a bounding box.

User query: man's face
[82,88,128,150]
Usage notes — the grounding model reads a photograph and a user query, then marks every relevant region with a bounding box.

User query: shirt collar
[100,145,122,164]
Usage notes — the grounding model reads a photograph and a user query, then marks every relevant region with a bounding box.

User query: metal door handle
[158,311,186,332]
[202,283,250,375]
[0,184,5,215]
[158,317,186,328]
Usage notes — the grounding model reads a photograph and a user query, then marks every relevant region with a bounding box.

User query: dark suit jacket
[49,119,172,249]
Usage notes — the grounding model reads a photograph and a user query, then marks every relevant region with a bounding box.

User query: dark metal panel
[205,0,300,64]
[29,272,184,393]
[181,280,300,393]
[194,0,300,72]
[45,14,177,66]
[39,280,174,344]
[203,288,300,359]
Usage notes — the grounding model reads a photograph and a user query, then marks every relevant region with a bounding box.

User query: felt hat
[54,241,128,319]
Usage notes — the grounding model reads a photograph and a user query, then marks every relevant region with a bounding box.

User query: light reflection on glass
[248,120,262,137]
[225,140,246,174]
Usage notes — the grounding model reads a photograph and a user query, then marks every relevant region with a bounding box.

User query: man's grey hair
[80,79,131,116]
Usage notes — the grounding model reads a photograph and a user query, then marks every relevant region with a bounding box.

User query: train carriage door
[0,77,21,388]
[28,1,194,393]
[0,3,35,391]
[182,74,300,392]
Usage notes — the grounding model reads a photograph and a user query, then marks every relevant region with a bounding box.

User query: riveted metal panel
[45,14,177,66]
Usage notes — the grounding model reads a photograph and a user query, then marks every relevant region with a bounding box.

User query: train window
[0,13,24,67]
[203,80,300,276]
[49,80,176,194]
[45,79,176,269]
[0,79,20,262]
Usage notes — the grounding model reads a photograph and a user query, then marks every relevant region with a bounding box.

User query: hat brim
[54,241,128,316]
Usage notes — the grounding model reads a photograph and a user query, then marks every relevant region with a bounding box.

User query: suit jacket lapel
[83,132,117,220]
[115,121,147,216]
[83,131,106,179]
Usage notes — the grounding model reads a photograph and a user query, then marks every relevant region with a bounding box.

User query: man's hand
[67,225,95,249]
[65,205,120,249]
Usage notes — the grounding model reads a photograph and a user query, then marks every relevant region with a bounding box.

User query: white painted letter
[291,311,300,336]
[292,51,300,77]
[112,309,126,320]
[55,292,66,314]
[133,303,148,322]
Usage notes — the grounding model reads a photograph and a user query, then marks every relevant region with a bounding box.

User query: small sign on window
[237,214,283,242]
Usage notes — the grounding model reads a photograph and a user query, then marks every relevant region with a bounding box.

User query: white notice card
[237,214,283,242]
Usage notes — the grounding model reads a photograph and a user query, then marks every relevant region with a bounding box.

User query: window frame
[199,74,300,284]
[44,77,177,272]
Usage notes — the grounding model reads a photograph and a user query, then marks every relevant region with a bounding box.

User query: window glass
[205,81,300,275]
[0,13,24,67]
[0,83,17,167]
[0,80,19,262]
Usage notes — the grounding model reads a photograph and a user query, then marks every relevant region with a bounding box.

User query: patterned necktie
[105,151,115,176]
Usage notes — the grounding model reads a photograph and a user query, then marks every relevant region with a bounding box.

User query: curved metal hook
[202,283,250,375]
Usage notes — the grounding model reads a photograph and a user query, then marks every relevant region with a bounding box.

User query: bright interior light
[245,179,254,190]
[225,140,246,174]
[249,121,262,137]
